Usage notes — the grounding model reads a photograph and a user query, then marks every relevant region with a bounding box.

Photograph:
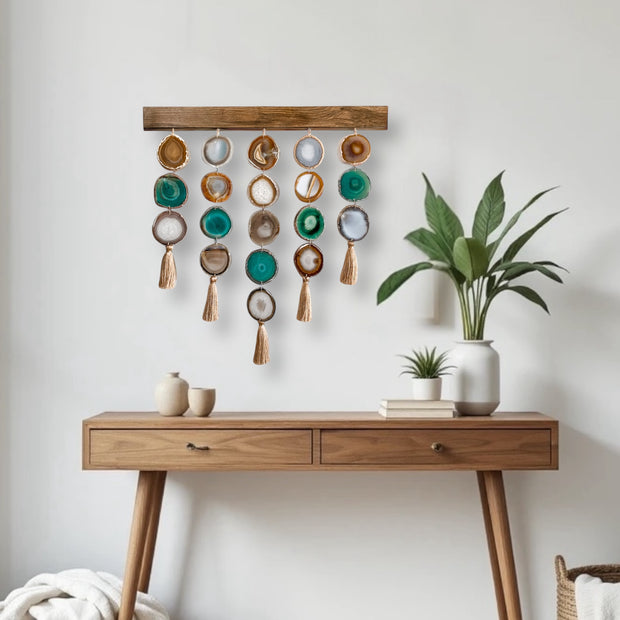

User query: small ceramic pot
[155,372,189,416]
[188,388,216,417]
[412,377,442,401]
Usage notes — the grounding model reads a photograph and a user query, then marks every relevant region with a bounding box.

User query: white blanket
[0,569,169,620]
[576,573,620,619]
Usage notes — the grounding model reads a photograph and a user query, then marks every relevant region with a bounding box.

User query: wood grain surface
[143,106,389,131]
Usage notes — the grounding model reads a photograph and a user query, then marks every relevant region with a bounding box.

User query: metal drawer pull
[186,442,210,451]
[431,442,444,453]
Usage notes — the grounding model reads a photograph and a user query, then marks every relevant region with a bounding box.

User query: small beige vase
[155,372,189,416]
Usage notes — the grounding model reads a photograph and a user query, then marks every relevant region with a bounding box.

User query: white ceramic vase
[412,377,442,401]
[451,340,500,416]
[155,372,189,416]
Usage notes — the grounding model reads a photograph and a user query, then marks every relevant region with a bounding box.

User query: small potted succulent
[399,346,455,400]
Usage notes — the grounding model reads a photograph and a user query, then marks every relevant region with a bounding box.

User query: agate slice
[294,135,324,169]
[339,133,371,165]
[248,174,279,208]
[157,133,190,170]
[294,243,323,277]
[203,135,233,167]
[154,173,188,208]
[247,288,276,322]
[152,211,187,245]
[249,210,280,246]
[339,168,371,201]
[294,206,324,241]
[294,171,324,203]
[248,135,279,170]
[200,243,230,276]
[200,207,232,239]
[246,249,278,284]
[201,172,232,203]
[338,205,369,241]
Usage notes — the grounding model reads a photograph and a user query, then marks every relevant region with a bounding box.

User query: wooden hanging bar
[143,106,388,131]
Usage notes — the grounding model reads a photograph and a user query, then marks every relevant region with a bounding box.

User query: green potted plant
[377,172,566,414]
[399,346,455,400]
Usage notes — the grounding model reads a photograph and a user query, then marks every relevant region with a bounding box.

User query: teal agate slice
[295,206,324,241]
[200,207,232,239]
[246,249,277,284]
[338,168,370,201]
[154,174,188,208]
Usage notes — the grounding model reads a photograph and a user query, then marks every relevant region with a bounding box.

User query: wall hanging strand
[337,130,371,285]
[153,129,190,289]
[293,130,325,321]
[199,129,233,321]
[246,130,280,364]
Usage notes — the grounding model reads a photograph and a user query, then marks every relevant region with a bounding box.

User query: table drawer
[88,429,312,470]
[320,429,552,469]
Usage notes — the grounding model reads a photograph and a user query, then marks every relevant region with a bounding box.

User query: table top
[84,411,556,429]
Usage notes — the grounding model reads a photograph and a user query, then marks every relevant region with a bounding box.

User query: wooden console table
[82,411,558,620]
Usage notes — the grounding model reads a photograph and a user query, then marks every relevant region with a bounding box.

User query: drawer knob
[431,442,444,453]
[186,442,210,451]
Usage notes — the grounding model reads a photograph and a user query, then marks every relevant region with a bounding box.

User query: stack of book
[378,399,455,418]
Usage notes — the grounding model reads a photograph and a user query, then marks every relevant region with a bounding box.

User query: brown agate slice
[201,172,232,203]
[248,210,280,246]
[294,171,324,203]
[339,133,371,165]
[248,135,279,170]
[248,174,279,207]
[294,243,323,277]
[157,133,189,170]
[200,243,230,276]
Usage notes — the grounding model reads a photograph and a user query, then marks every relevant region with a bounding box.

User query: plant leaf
[502,262,564,283]
[405,228,453,263]
[502,209,568,262]
[502,285,550,313]
[422,174,464,247]
[486,186,558,260]
[472,171,506,244]
[452,237,489,282]
[377,262,433,304]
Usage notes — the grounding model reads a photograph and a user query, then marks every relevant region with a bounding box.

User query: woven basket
[556,555,620,620]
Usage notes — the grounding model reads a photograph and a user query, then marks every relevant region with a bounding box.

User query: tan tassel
[202,276,219,322]
[340,241,358,285]
[159,245,177,289]
[296,276,312,322]
[253,321,270,365]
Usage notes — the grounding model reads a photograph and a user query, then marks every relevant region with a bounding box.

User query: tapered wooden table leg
[138,471,167,593]
[118,471,166,620]
[478,471,522,620]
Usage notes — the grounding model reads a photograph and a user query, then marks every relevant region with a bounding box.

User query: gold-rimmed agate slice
[339,133,371,165]
[200,243,230,276]
[248,135,279,170]
[248,210,280,246]
[337,205,369,241]
[201,172,232,203]
[294,171,324,203]
[248,174,279,208]
[247,288,276,322]
[294,135,324,169]
[294,243,323,277]
[152,211,187,246]
[157,133,190,170]
[203,135,233,167]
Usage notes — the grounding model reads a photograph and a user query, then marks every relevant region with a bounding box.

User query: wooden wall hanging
[145,106,388,364]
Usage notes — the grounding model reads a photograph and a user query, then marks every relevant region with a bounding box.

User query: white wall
[3,0,620,618]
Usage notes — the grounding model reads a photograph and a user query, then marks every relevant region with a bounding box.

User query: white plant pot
[412,377,442,401]
[451,340,500,416]
[155,372,189,416]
